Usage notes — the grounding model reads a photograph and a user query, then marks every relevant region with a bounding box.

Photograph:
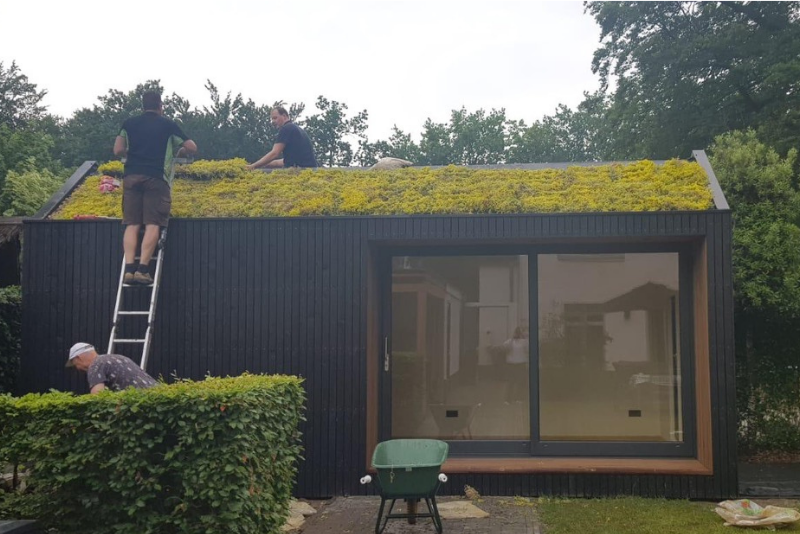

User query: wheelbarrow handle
[360,475,373,485]
[438,473,448,483]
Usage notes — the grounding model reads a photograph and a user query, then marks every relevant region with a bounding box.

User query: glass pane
[391,255,529,440]
[538,253,683,442]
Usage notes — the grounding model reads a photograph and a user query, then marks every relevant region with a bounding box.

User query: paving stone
[437,501,490,519]
[299,496,538,533]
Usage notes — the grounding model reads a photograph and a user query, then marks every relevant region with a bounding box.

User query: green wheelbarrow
[361,439,449,534]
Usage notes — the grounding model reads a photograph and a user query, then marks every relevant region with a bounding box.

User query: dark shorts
[122,174,171,227]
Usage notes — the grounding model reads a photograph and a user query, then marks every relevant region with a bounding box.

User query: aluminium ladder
[107,228,167,370]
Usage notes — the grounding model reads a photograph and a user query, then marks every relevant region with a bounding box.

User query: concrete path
[298,496,540,534]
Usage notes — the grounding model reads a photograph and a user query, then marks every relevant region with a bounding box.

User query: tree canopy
[0,61,48,129]
[586,1,800,158]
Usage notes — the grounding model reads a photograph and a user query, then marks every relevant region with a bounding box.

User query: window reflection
[391,256,530,440]
[538,253,683,442]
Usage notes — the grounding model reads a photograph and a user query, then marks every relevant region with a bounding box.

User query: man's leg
[122,175,145,283]
[123,224,141,264]
[134,177,171,285]
[139,224,160,266]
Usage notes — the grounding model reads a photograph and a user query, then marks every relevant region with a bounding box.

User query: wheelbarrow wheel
[407,499,418,524]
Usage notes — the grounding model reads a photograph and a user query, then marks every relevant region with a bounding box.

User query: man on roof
[113,91,197,285]
[246,106,318,170]
[66,342,157,394]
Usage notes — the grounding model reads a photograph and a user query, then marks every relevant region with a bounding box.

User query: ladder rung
[111,229,166,369]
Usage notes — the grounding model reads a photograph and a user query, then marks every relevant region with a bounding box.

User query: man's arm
[90,383,106,394]
[113,136,127,157]
[247,143,286,170]
[176,139,198,157]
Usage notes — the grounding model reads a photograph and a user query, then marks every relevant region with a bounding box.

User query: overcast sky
[0,1,603,140]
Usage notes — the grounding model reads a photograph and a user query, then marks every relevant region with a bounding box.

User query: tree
[177,81,278,161]
[0,61,63,196]
[0,124,57,189]
[0,61,48,129]
[58,80,313,166]
[709,130,800,448]
[352,126,422,167]
[58,81,185,166]
[587,1,800,158]
[302,97,368,167]
[506,92,612,163]
[417,108,508,166]
[544,93,612,162]
[418,119,453,165]
[0,160,63,216]
[352,138,389,167]
[449,107,507,165]
[383,126,421,164]
[505,119,561,163]
[710,130,800,316]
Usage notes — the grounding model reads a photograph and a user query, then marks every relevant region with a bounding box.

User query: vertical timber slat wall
[21,210,735,498]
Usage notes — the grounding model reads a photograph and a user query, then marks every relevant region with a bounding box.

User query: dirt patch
[741,452,800,464]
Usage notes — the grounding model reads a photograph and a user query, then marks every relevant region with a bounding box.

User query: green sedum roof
[53,158,714,219]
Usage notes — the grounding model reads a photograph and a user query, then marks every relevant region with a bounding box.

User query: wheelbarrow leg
[374,497,386,534]
[425,495,443,534]
[375,498,397,534]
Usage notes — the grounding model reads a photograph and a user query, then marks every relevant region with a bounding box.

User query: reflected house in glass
[20,152,735,499]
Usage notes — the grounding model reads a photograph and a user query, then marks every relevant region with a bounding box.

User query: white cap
[66,342,94,367]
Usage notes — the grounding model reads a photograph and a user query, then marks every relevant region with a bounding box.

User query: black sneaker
[133,271,154,285]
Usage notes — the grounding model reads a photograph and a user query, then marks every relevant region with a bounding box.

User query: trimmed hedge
[55,159,714,219]
[0,285,21,394]
[0,374,305,534]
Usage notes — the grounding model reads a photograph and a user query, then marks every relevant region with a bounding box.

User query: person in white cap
[66,342,157,394]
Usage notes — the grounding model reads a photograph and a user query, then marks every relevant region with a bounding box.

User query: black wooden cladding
[21,211,735,499]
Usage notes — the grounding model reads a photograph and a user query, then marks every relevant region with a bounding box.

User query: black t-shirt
[276,122,318,168]
[119,112,190,182]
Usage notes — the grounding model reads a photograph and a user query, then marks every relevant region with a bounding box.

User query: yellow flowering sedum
[54,159,713,219]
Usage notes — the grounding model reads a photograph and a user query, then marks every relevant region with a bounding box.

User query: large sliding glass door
[381,245,695,458]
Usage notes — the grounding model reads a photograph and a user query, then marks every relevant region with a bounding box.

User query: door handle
[384,337,390,372]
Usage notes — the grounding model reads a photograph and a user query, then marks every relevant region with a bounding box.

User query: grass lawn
[535,497,800,534]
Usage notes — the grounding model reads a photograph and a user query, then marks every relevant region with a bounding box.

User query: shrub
[738,391,800,456]
[1,165,63,217]
[0,286,21,394]
[0,374,305,534]
[52,159,714,219]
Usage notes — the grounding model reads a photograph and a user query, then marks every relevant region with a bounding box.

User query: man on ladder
[113,91,197,284]
[109,91,197,370]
